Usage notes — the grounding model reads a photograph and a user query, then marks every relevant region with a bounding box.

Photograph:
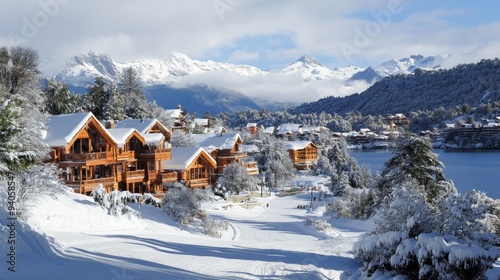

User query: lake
[350,149,500,199]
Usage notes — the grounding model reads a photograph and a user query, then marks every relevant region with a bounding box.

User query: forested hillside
[292,59,500,116]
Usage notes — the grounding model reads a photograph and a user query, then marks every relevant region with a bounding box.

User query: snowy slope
[2,186,499,279]
[2,186,371,280]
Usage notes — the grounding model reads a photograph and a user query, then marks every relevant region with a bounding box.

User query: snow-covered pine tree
[263,140,295,189]
[103,83,126,121]
[85,76,110,120]
[43,78,82,115]
[118,66,148,119]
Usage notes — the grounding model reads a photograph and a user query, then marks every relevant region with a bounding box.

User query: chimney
[177,104,182,110]
[108,120,115,129]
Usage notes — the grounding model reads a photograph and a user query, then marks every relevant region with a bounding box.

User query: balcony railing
[63,151,113,162]
[65,177,115,194]
[124,170,145,179]
[188,178,210,188]
[157,171,178,183]
[117,151,136,161]
[140,149,172,160]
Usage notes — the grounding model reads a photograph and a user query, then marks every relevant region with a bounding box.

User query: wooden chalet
[44,113,119,194]
[246,123,258,134]
[284,141,318,170]
[113,118,177,194]
[193,132,259,177]
[106,128,147,193]
[164,105,187,132]
[161,147,217,188]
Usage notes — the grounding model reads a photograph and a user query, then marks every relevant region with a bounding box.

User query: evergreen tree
[43,78,82,115]
[118,66,148,119]
[377,135,451,204]
[103,83,126,120]
[264,140,295,189]
[85,76,110,119]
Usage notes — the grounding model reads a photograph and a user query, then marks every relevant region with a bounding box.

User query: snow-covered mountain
[349,54,451,83]
[280,55,363,82]
[56,51,265,87]
[53,52,450,112]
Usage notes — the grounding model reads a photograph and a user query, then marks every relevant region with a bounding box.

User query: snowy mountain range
[53,52,451,112]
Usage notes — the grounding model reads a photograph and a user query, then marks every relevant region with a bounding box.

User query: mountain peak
[296,55,322,65]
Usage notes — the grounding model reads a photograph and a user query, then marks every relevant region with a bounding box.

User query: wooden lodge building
[192,132,259,177]
[44,112,320,196]
[284,141,318,170]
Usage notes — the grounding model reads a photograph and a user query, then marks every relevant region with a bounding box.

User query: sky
[0,0,499,77]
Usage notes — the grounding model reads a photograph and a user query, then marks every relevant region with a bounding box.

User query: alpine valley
[52,52,450,114]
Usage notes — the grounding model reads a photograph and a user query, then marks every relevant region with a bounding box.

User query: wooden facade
[45,113,179,196]
[285,141,318,170]
[195,133,259,177]
[162,147,217,189]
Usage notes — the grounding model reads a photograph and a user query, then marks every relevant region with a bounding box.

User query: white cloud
[0,0,498,78]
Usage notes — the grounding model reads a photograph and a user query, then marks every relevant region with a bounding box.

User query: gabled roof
[162,147,216,170]
[107,128,145,148]
[277,124,302,135]
[142,133,166,145]
[114,119,169,135]
[44,112,116,147]
[192,132,241,152]
[284,141,317,150]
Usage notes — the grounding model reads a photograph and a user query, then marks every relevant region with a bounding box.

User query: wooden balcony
[66,177,116,194]
[219,151,248,159]
[62,151,114,165]
[156,171,178,183]
[123,169,145,183]
[243,162,260,176]
[187,178,210,188]
[117,150,136,161]
[140,148,172,160]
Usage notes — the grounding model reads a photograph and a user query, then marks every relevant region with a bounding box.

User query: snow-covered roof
[164,109,182,119]
[142,133,165,145]
[246,123,257,128]
[114,119,167,135]
[263,126,275,134]
[277,124,302,135]
[162,147,216,170]
[284,141,315,150]
[192,132,241,151]
[44,112,99,147]
[106,128,144,148]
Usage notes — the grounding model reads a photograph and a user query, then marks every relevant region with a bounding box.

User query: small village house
[284,141,318,170]
[161,147,217,188]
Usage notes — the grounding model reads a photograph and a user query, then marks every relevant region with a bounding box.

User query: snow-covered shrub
[162,184,209,224]
[325,187,374,220]
[354,187,500,279]
[90,185,139,217]
[10,164,69,220]
[142,193,162,207]
[203,218,229,239]
[304,217,332,232]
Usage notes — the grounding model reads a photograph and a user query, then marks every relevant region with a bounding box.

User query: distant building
[284,141,318,170]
